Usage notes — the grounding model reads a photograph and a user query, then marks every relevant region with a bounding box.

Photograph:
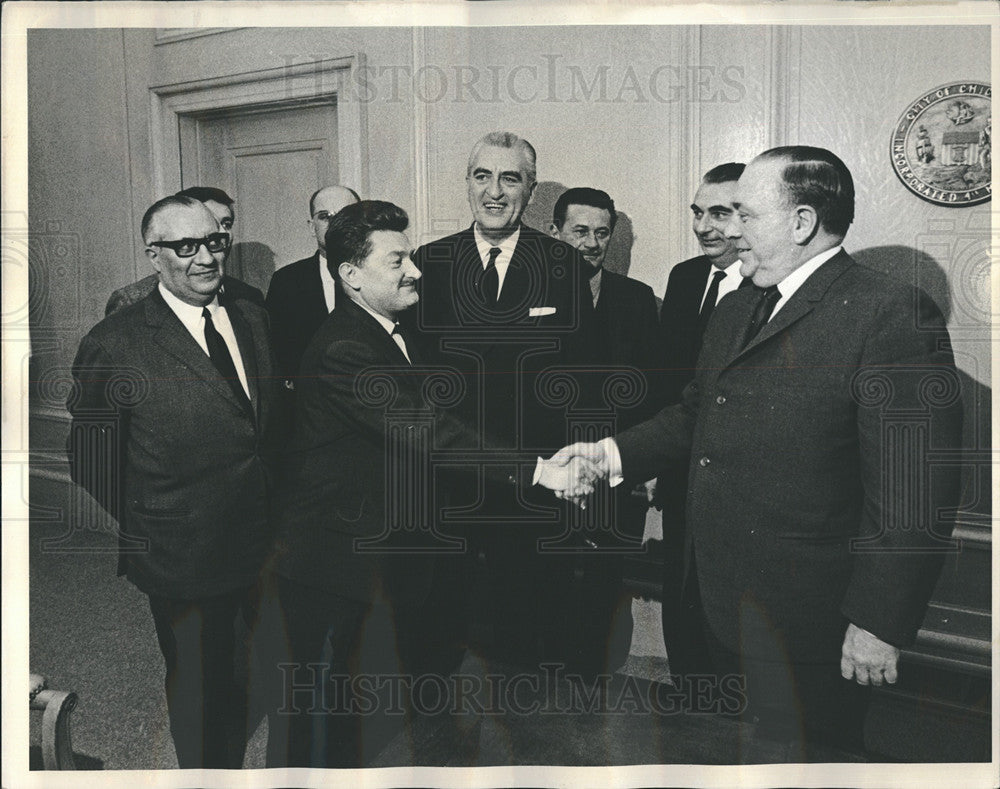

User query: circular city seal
[890,82,991,207]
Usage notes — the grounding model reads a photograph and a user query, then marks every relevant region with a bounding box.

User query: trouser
[147,586,257,769]
[264,576,369,768]
[700,604,872,758]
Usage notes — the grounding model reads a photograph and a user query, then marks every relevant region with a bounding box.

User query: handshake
[534,441,614,507]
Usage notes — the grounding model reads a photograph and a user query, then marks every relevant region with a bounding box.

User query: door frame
[148,54,368,199]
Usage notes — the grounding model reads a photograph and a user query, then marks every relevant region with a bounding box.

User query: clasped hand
[534,442,611,506]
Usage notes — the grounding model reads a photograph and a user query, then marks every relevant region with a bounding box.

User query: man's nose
[404,257,422,281]
[193,243,216,265]
[723,213,742,239]
[486,176,504,197]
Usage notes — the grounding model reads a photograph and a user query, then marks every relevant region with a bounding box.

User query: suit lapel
[726,250,855,366]
[146,289,258,422]
[226,300,262,422]
[343,298,412,367]
[308,252,330,318]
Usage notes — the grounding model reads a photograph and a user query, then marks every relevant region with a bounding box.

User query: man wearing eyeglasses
[67,195,279,769]
[105,186,263,315]
[265,184,361,390]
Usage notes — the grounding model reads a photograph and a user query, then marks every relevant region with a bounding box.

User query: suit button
[716,394,726,405]
[699,456,710,467]
[406,425,415,431]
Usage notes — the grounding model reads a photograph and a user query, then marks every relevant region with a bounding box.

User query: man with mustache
[267,200,585,766]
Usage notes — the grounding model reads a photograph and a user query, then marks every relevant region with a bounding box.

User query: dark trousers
[697,596,871,758]
[263,576,369,768]
[147,587,257,769]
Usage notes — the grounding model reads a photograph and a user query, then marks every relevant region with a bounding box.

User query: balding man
[105,186,263,315]
[265,184,361,388]
[68,195,279,768]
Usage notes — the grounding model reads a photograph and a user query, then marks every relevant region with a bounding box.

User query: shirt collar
[158,281,220,324]
[776,245,842,300]
[473,224,521,264]
[353,296,398,336]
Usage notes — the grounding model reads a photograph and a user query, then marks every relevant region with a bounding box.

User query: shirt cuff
[598,437,624,487]
[532,456,544,486]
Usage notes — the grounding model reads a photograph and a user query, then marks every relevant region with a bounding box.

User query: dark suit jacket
[594,269,661,429]
[658,255,728,405]
[265,252,329,384]
[617,251,962,662]
[414,223,597,458]
[68,287,279,600]
[271,296,523,604]
[105,273,264,316]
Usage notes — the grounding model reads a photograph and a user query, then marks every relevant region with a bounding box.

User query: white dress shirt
[354,299,411,363]
[473,224,521,297]
[318,251,337,313]
[600,244,845,485]
[158,283,250,397]
[700,260,744,311]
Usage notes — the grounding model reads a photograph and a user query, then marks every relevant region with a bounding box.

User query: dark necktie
[479,246,501,305]
[698,269,727,332]
[391,324,414,364]
[202,307,253,414]
[741,285,781,349]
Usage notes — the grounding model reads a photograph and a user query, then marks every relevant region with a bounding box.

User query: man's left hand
[840,623,900,686]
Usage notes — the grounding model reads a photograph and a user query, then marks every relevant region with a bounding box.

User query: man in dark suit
[264,184,360,389]
[266,200,581,767]
[654,162,747,676]
[551,146,962,757]
[104,186,263,314]
[413,131,600,671]
[67,195,279,768]
[549,186,659,671]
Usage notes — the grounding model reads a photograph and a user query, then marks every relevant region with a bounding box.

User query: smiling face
[691,180,740,267]
[341,230,421,321]
[552,203,613,270]
[145,202,225,306]
[728,157,805,287]
[467,144,536,243]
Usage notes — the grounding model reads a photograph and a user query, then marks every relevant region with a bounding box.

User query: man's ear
[549,222,560,238]
[527,180,538,205]
[339,261,361,293]
[791,205,819,245]
[145,246,161,271]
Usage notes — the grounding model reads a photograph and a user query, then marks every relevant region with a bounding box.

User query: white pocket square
[529,306,557,317]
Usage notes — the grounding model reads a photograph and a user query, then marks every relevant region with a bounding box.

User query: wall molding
[154,28,246,46]
[764,26,802,148]
[148,54,369,199]
[410,28,432,247]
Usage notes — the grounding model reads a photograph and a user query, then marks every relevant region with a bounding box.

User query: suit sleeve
[66,334,129,521]
[615,374,700,485]
[313,340,527,490]
[839,286,963,647]
[635,283,664,419]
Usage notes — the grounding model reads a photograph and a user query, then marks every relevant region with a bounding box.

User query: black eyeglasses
[148,232,231,257]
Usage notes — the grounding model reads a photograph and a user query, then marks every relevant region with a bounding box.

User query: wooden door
[179,101,339,293]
